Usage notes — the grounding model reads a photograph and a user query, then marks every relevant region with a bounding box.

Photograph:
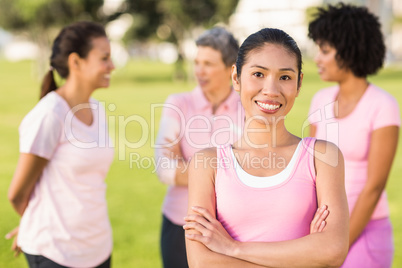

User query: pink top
[155,87,244,225]
[215,138,317,242]
[308,84,400,219]
[18,92,114,267]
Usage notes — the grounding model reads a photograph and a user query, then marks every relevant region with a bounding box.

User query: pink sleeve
[372,94,400,130]
[154,95,186,185]
[19,108,62,160]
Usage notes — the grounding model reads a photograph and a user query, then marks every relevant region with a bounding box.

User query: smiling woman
[154,27,242,268]
[236,43,300,121]
[6,21,115,268]
[184,28,349,268]
[308,4,400,267]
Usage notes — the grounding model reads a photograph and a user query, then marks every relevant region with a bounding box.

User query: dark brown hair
[40,21,106,99]
[236,28,303,86]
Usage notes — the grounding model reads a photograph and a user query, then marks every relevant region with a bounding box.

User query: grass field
[0,58,401,267]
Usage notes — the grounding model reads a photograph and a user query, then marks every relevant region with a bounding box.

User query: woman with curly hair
[308,3,400,267]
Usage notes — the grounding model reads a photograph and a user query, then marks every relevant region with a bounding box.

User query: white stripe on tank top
[230,140,302,188]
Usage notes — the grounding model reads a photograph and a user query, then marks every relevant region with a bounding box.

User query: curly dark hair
[308,3,385,77]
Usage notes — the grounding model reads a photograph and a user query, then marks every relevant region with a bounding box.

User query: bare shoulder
[197,147,218,155]
[314,139,339,154]
[189,147,218,185]
[190,147,218,171]
[313,139,344,169]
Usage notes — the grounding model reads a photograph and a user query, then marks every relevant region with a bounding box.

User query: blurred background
[1,0,401,267]
[1,0,402,78]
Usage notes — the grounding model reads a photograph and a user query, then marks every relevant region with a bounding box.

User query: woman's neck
[202,85,232,114]
[238,118,296,149]
[56,78,93,108]
[337,75,369,102]
[56,78,95,126]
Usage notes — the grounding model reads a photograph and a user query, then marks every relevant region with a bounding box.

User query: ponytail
[42,21,106,100]
[40,69,57,99]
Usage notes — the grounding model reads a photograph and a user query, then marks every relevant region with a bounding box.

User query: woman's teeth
[256,101,280,110]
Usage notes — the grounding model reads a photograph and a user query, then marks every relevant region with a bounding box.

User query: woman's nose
[261,77,280,97]
[314,52,321,64]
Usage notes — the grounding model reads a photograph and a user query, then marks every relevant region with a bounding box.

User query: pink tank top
[215,137,317,242]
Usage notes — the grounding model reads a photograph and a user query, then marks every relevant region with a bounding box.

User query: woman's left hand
[5,226,21,257]
[163,137,184,160]
[184,206,237,256]
[310,205,329,234]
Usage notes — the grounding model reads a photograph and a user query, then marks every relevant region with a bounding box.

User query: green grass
[0,59,401,267]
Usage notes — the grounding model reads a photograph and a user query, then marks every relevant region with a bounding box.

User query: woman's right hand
[184,206,238,257]
[5,226,21,257]
[310,205,329,234]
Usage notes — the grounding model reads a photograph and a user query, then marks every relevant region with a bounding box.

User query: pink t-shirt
[215,138,317,242]
[155,87,244,225]
[308,84,400,219]
[18,92,114,267]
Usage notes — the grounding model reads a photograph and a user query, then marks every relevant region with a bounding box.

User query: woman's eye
[280,75,291,80]
[253,72,263,78]
[320,48,330,54]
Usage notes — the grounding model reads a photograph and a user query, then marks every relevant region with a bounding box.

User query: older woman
[154,27,242,268]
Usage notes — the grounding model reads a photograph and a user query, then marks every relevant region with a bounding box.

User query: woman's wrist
[228,239,242,258]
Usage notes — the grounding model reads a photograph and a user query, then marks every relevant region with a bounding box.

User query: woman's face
[232,43,302,123]
[194,46,232,95]
[314,42,349,82]
[79,37,115,90]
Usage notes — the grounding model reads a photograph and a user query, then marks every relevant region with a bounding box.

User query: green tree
[0,0,105,76]
[0,0,240,79]
[124,0,240,79]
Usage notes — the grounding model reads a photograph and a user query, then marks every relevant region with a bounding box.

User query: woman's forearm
[188,231,347,268]
[8,196,29,216]
[349,126,399,245]
[185,205,347,268]
[187,240,267,268]
[8,153,48,216]
[348,186,384,245]
[231,232,347,268]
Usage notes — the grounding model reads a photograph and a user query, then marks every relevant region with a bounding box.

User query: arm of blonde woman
[348,125,399,246]
[185,141,349,268]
